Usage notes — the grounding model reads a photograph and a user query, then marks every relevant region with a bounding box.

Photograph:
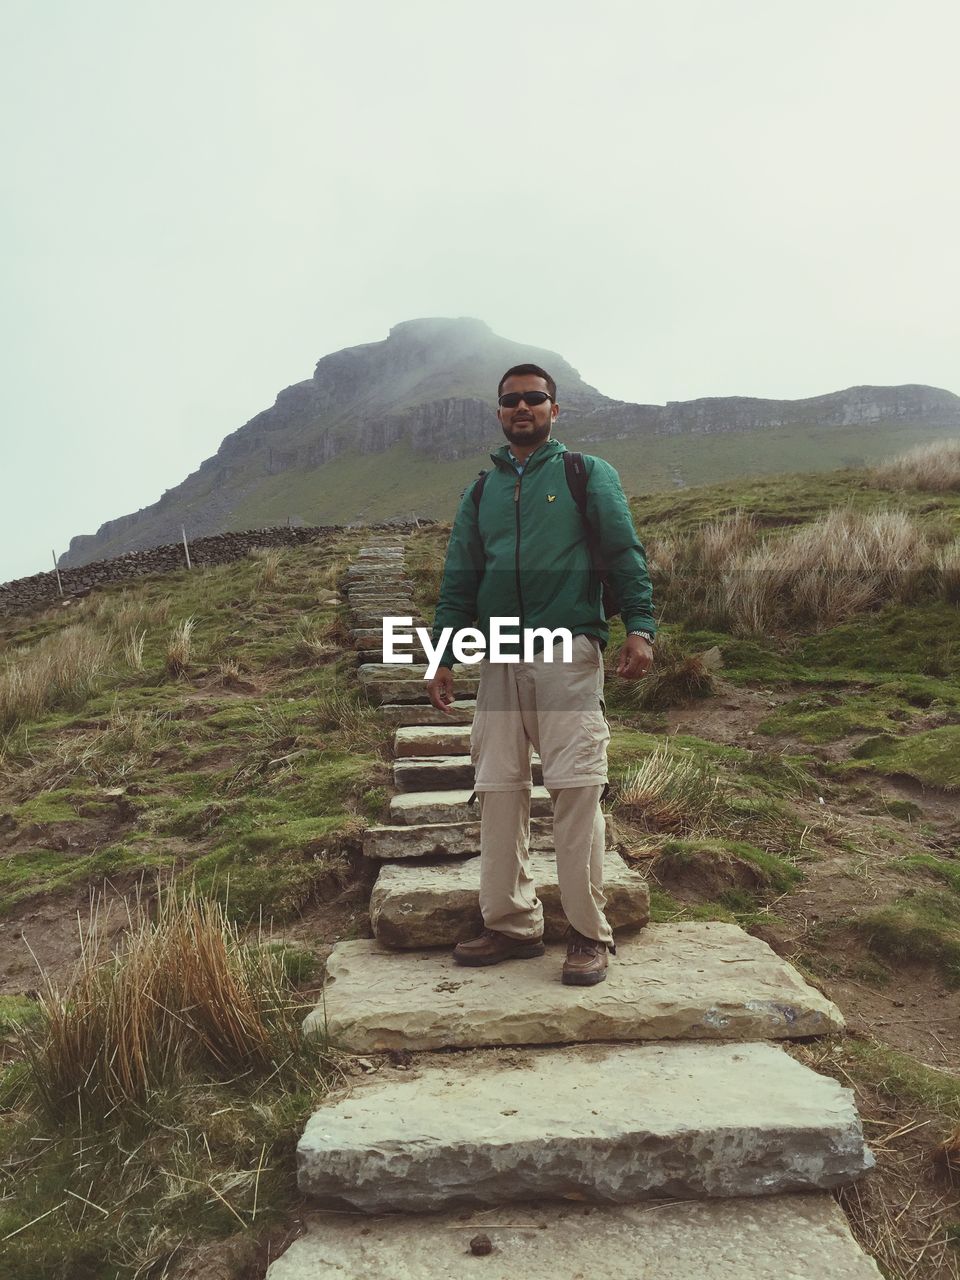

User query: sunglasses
[498,391,553,409]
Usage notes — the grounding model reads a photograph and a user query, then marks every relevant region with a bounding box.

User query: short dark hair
[498,363,557,401]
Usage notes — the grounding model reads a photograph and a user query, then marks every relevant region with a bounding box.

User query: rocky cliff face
[60,317,960,568]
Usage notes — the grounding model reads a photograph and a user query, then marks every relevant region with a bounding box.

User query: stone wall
[0,523,426,619]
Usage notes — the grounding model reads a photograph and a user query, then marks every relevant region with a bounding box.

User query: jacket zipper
[513,475,525,631]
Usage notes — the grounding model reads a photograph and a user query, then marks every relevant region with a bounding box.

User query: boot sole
[453,942,546,967]
[561,968,608,986]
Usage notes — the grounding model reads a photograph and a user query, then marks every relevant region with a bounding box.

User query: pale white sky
[2,0,958,585]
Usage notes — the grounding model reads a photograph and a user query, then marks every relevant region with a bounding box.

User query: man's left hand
[615,634,654,680]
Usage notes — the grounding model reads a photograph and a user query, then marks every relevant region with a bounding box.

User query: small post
[51,550,64,596]
[181,525,192,570]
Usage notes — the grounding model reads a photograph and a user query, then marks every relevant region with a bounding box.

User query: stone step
[394,724,472,756]
[345,577,411,591]
[346,593,417,607]
[369,851,648,947]
[394,754,542,791]
[362,814,614,859]
[351,615,428,634]
[389,787,552,824]
[266,1195,882,1279]
[350,627,406,643]
[357,646,427,665]
[362,816,554,859]
[376,701,475,727]
[359,664,478,705]
[345,563,407,578]
[345,569,410,582]
[295,1040,871,1211]
[306,922,844,1051]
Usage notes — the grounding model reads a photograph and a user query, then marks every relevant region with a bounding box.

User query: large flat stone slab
[377,702,475,727]
[395,724,472,756]
[358,663,478,703]
[345,575,410,588]
[394,754,543,790]
[389,787,552,824]
[362,814,614,859]
[369,851,648,946]
[363,817,551,858]
[296,1041,871,1210]
[308,924,844,1051]
[266,1194,882,1279]
[351,618,429,638]
[347,594,417,609]
[394,727,473,752]
[356,645,428,665]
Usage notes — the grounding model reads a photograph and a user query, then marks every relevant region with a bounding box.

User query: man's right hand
[427,666,456,714]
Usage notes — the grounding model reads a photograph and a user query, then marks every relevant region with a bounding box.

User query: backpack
[470,451,621,618]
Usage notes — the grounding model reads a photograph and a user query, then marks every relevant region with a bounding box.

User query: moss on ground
[854,891,960,985]
[655,836,802,896]
[648,886,782,929]
[9,790,80,824]
[758,693,914,743]
[901,855,960,894]
[847,726,960,790]
[0,839,176,918]
[796,603,960,680]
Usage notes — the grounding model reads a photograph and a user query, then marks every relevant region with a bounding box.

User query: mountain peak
[388,316,492,341]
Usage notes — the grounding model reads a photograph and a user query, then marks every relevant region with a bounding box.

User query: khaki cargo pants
[469,633,613,945]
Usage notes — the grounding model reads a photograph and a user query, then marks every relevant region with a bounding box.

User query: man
[426,363,655,985]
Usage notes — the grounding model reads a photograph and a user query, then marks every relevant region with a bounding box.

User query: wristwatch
[628,630,655,645]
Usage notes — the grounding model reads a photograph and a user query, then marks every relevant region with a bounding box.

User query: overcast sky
[2,0,958,585]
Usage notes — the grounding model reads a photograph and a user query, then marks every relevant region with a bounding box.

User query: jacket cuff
[435,645,458,672]
[623,616,657,637]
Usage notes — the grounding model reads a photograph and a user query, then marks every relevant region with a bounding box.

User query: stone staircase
[266,537,882,1279]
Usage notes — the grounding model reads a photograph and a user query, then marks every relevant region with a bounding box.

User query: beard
[501,419,551,448]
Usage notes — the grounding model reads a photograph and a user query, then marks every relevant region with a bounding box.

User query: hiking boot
[453,928,545,967]
[561,927,609,986]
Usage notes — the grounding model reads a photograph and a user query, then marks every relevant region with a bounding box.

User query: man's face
[496,374,559,451]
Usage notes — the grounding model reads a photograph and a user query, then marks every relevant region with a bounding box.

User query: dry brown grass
[4,702,180,793]
[618,636,722,711]
[616,743,726,834]
[313,688,385,754]
[0,624,116,731]
[122,624,147,671]
[250,546,283,589]
[937,540,960,605]
[164,617,195,678]
[649,505,957,633]
[13,881,310,1122]
[871,439,960,493]
[290,616,339,664]
[720,508,935,633]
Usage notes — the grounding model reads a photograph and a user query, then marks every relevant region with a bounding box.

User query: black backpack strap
[470,470,489,509]
[563,451,589,517]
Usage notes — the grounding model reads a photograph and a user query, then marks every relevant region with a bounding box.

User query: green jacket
[432,438,656,669]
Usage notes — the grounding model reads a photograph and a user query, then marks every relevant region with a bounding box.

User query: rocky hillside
[61,317,960,568]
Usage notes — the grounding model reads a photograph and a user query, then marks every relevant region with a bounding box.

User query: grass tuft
[10,880,320,1123]
[0,625,116,732]
[870,439,960,493]
[164,617,195,678]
